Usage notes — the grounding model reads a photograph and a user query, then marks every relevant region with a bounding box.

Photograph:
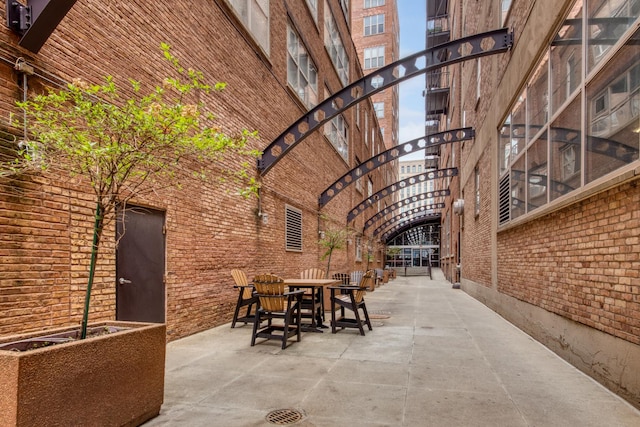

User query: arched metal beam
[385,222,440,246]
[319,128,473,207]
[370,203,445,235]
[379,213,442,240]
[361,190,450,229]
[258,28,513,175]
[348,168,457,223]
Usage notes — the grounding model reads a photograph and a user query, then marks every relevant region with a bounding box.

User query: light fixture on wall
[453,199,464,215]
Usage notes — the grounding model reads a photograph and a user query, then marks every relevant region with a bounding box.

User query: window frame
[227,0,270,55]
[364,14,385,36]
[287,24,318,108]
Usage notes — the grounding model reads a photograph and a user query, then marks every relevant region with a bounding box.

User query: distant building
[351,0,400,150]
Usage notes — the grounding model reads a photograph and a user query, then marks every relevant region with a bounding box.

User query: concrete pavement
[144,269,640,426]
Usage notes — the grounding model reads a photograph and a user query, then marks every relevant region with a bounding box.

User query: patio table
[284,279,340,332]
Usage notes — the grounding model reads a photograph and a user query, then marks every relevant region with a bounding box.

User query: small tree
[11,43,260,338]
[319,226,349,278]
[365,236,383,271]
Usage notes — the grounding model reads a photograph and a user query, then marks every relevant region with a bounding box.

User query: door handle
[118,277,132,285]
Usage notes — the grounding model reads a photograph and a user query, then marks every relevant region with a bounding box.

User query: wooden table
[284,279,340,332]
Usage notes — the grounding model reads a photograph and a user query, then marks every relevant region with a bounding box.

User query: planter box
[0,321,166,427]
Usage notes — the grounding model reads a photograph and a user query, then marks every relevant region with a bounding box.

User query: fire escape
[424,0,450,170]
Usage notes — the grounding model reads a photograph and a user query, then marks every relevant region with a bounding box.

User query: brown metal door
[116,205,166,323]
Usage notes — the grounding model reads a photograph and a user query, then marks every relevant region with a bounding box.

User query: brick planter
[0,321,166,427]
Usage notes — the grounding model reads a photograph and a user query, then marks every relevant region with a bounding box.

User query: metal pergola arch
[379,213,443,241]
[371,205,445,237]
[347,168,457,224]
[319,128,473,208]
[363,192,450,231]
[257,28,513,176]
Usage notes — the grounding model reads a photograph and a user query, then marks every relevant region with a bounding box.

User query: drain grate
[265,408,304,425]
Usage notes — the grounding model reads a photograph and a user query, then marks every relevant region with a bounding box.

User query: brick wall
[0,0,392,340]
[498,180,640,345]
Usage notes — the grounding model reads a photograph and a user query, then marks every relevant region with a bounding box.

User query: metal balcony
[424,71,449,116]
[427,15,450,48]
[427,0,448,19]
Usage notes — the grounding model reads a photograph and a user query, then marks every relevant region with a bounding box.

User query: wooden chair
[251,274,304,349]
[331,272,350,286]
[329,270,374,336]
[299,268,326,327]
[230,269,258,328]
[332,272,351,298]
[349,270,363,286]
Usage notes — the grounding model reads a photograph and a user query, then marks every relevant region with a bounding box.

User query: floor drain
[265,408,304,425]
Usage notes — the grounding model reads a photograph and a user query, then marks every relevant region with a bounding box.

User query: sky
[397,0,427,159]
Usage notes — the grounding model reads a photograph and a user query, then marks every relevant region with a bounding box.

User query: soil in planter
[0,326,129,352]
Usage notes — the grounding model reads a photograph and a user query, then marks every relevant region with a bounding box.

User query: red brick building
[437,0,640,409]
[0,1,394,340]
[350,0,400,151]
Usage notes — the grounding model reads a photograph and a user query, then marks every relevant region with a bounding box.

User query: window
[355,158,364,193]
[285,205,302,252]
[339,0,349,20]
[305,0,317,22]
[401,166,405,173]
[228,0,270,54]
[287,25,318,108]
[550,2,582,114]
[474,166,480,216]
[500,0,512,26]
[587,0,640,72]
[374,102,384,118]
[364,14,385,36]
[355,235,362,261]
[325,4,350,85]
[365,0,385,7]
[476,59,482,102]
[324,93,349,161]
[364,46,385,69]
[498,3,640,225]
[367,178,373,197]
[364,113,369,146]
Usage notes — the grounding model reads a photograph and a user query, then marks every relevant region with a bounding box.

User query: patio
[144,269,640,426]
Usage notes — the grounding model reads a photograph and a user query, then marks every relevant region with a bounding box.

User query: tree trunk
[80,203,103,339]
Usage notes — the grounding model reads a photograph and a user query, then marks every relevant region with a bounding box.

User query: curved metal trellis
[258,28,513,175]
[319,128,473,207]
[378,212,442,239]
[347,168,457,223]
[369,203,445,234]
[362,192,450,231]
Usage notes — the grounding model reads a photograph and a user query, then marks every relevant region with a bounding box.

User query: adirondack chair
[328,270,374,335]
[251,274,304,349]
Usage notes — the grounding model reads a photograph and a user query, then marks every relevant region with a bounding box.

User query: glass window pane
[587,0,640,72]
[585,28,640,183]
[512,92,527,157]
[551,1,583,113]
[550,97,581,201]
[528,53,549,136]
[511,155,526,220]
[527,134,548,211]
[499,115,512,176]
